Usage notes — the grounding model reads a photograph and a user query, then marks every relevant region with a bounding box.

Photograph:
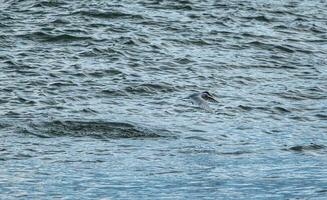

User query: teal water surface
[1,0,327,199]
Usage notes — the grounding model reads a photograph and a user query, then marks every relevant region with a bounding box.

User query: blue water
[1,0,327,199]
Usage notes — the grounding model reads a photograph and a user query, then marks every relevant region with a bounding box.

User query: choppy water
[1,0,327,199]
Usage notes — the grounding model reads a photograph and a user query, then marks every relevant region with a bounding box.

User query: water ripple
[1,0,327,199]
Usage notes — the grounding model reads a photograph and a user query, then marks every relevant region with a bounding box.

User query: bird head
[201,91,218,102]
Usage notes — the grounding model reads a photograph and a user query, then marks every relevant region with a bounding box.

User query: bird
[189,91,218,111]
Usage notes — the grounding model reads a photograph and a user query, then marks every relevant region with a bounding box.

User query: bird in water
[189,91,218,111]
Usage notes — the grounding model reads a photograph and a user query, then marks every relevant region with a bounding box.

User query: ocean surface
[1,0,327,199]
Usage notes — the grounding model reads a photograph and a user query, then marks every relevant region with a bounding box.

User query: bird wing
[190,95,212,111]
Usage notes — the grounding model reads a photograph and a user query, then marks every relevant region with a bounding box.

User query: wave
[241,15,272,22]
[284,144,325,152]
[72,10,145,20]
[18,31,93,43]
[126,83,176,93]
[23,120,173,139]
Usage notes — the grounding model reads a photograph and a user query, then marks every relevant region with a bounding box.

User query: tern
[189,91,218,110]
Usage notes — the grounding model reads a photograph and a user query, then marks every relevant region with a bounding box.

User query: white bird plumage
[189,91,218,111]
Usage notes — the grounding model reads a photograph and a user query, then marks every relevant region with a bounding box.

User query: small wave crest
[124,83,177,94]
[18,31,93,43]
[24,120,173,139]
[284,144,325,152]
[72,10,145,20]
